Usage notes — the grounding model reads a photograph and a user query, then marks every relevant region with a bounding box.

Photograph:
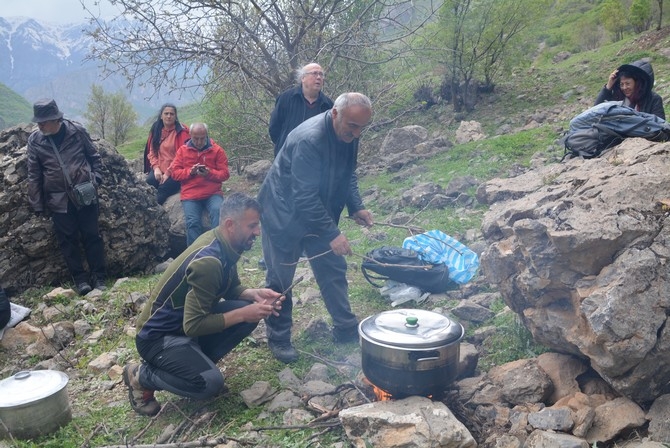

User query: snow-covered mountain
[0,17,195,121]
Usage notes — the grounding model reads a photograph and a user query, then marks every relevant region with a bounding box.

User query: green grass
[477,300,548,371]
[0,82,32,129]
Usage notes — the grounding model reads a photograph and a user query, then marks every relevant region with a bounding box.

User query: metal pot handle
[408,350,440,362]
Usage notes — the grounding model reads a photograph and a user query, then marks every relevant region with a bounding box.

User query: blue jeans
[182,195,223,246]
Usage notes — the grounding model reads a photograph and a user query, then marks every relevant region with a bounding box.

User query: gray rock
[524,429,588,448]
[451,300,495,324]
[479,139,670,402]
[304,363,330,382]
[277,367,302,391]
[488,358,553,405]
[339,396,476,448]
[528,407,574,431]
[647,394,670,443]
[266,390,302,412]
[380,125,428,155]
[240,381,276,407]
[301,380,337,396]
[458,342,479,379]
[585,397,647,443]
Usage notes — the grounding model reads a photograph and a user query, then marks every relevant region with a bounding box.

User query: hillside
[3,10,670,448]
[0,82,31,129]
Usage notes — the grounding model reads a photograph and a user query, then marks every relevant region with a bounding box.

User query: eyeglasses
[306,71,325,78]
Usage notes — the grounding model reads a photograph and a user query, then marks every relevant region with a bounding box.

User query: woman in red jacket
[170,123,230,246]
[144,104,190,204]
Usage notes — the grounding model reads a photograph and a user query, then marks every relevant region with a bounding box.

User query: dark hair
[219,192,262,222]
[149,103,185,154]
[613,70,647,106]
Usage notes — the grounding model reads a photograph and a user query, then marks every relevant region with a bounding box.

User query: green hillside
[0,83,32,129]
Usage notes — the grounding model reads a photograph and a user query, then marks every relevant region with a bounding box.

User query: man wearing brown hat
[26,98,107,295]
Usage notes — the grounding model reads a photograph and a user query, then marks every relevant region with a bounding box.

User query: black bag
[361,246,456,293]
[563,125,623,159]
[562,102,670,160]
[71,181,97,208]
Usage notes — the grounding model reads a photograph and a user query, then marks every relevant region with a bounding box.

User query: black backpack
[361,246,457,293]
[563,125,624,159]
[562,102,670,160]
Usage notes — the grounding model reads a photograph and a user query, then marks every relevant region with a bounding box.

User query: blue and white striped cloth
[403,229,479,284]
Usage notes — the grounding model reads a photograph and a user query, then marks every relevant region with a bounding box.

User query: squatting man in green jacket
[123,192,284,416]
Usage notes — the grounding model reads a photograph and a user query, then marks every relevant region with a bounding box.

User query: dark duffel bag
[361,246,456,293]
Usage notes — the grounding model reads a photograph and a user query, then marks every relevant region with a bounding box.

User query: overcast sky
[2,0,120,25]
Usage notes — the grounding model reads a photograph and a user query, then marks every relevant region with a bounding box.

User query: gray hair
[333,92,372,111]
[295,63,320,84]
[219,192,262,222]
[189,122,208,133]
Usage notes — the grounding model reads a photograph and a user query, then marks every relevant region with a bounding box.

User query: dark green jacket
[136,229,245,339]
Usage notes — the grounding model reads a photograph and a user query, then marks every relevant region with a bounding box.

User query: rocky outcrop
[0,125,170,293]
[478,138,670,404]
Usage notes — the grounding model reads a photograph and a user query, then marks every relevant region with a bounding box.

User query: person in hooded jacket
[595,59,665,119]
[170,123,230,246]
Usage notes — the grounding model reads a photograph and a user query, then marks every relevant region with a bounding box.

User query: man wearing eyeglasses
[269,63,334,158]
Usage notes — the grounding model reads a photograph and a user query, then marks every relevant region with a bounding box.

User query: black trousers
[51,201,106,285]
[136,300,257,400]
[262,231,358,343]
[146,171,181,205]
[0,287,10,329]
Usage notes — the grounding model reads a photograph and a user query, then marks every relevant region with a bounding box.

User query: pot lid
[359,309,464,349]
[0,370,69,408]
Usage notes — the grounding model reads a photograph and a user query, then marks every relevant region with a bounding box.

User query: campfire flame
[362,377,393,401]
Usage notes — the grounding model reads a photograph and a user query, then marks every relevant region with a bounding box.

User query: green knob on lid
[406,316,418,326]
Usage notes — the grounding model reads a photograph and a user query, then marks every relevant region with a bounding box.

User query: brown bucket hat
[32,99,64,123]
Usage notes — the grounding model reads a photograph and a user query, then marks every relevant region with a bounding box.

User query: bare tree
[84,0,441,163]
[85,0,441,99]
[438,0,547,112]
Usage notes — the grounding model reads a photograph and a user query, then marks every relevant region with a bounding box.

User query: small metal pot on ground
[359,308,464,398]
[0,370,72,440]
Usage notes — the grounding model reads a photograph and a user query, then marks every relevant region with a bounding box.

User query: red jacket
[170,139,230,200]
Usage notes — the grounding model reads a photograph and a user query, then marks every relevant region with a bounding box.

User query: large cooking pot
[359,309,464,398]
[0,370,72,440]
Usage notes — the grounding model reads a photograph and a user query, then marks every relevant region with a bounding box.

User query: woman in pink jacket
[170,123,230,246]
[144,104,190,204]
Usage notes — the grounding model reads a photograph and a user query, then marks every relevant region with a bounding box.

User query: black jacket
[268,85,334,157]
[259,111,365,251]
[27,120,103,213]
[595,59,665,119]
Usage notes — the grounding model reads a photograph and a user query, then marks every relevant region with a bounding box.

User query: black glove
[34,211,44,218]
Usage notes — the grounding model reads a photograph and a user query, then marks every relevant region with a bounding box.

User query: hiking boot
[268,340,299,363]
[333,324,360,344]
[92,277,107,291]
[122,363,161,416]
[76,282,92,296]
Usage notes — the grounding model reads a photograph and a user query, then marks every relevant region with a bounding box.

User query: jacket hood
[617,59,654,95]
